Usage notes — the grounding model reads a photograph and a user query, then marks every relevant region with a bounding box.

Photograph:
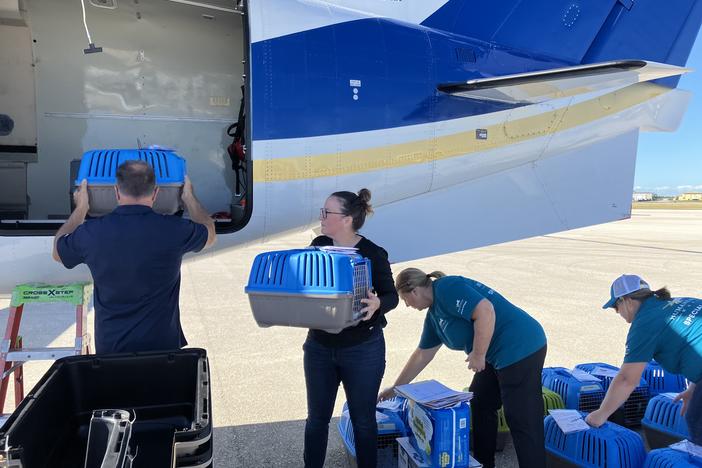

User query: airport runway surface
[2,209,701,467]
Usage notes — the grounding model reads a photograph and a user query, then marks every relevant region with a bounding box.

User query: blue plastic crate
[642,394,689,449]
[75,149,186,185]
[75,149,186,216]
[339,398,408,468]
[542,367,606,413]
[643,448,702,467]
[245,248,372,333]
[643,360,688,397]
[544,413,646,467]
[574,362,650,427]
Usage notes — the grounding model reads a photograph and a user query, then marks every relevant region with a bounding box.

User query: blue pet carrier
[643,360,688,397]
[376,396,409,430]
[544,413,646,467]
[75,149,186,216]
[339,398,408,468]
[542,367,606,413]
[245,248,372,333]
[574,362,649,427]
[643,448,702,468]
[642,394,690,449]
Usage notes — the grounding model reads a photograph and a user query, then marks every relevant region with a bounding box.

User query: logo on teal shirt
[455,299,467,315]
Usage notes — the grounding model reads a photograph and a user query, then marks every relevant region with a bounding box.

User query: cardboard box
[407,401,471,467]
[397,437,481,468]
[398,437,429,468]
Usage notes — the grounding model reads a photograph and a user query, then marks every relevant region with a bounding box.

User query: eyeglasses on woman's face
[319,208,346,220]
[614,298,626,313]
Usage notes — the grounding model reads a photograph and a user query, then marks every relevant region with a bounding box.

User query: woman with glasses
[379,268,547,468]
[585,275,702,445]
[303,188,399,468]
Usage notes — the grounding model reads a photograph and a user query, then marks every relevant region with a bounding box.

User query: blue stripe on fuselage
[251,18,566,141]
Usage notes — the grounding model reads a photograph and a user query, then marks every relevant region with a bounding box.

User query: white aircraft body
[0,0,700,292]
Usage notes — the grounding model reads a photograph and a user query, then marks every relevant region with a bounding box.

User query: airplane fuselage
[0,0,699,292]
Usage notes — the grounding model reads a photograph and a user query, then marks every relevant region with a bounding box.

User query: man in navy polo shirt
[52,160,216,354]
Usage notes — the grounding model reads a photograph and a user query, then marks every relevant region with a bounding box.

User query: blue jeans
[303,329,386,468]
[686,381,702,445]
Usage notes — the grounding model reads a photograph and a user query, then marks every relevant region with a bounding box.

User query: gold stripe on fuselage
[252,83,667,183]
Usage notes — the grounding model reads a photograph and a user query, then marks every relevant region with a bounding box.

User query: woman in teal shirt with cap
[586,274,702,444]
[378,268,547,468]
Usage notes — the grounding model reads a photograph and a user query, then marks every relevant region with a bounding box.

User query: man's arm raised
[181,176,216,249]
[53,180,89,262]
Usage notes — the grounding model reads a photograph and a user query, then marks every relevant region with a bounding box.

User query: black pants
[303,330,386,468]
[686,379,702,445]
[469,345,547,468]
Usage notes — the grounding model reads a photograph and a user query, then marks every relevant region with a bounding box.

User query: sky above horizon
[635,30,702,195]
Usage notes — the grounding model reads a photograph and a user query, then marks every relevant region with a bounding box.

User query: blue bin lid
[574,362,648,390]
[642,394,690,436]
[544,412,647,467]
[75,149,186,185]
[644,448,702,467]
[245,248,370,296]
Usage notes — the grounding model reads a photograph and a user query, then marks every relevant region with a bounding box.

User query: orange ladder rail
[0,283,92,413]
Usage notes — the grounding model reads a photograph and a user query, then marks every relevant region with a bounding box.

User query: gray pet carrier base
[86,183,183,217]
[248,291,361,334]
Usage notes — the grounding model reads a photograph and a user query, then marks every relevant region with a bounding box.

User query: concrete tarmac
[1,209,701,467]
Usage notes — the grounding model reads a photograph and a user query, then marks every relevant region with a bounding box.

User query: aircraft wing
[438,60,691,104]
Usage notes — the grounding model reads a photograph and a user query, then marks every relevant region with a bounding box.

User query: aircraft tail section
[582,0,702,86]
[422,0,701,84]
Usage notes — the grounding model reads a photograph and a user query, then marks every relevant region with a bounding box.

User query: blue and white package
[407,400,470,468]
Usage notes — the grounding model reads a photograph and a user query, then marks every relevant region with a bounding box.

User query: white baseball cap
[603,274,650,309]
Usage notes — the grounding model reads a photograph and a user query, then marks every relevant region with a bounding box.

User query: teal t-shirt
[624,296,702,383]
[418,276,546,369]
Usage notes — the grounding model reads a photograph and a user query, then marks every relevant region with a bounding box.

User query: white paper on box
[670,440,702,458]
[317,246,358,254]
[548,409,591,434]
[569,368,602,383]
[394,379,473,408]
[377,399,404,412]
[590,366,619,378]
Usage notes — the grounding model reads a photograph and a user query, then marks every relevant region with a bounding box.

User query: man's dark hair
[116,160,156,198]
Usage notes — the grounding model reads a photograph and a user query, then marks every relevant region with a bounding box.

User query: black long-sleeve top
[308,235,399,347]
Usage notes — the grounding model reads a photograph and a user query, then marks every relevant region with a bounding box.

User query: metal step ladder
[0,283,92,415]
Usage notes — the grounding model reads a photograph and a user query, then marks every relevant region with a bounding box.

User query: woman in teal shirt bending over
[586,274,702,445]
[379,268,547,468]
